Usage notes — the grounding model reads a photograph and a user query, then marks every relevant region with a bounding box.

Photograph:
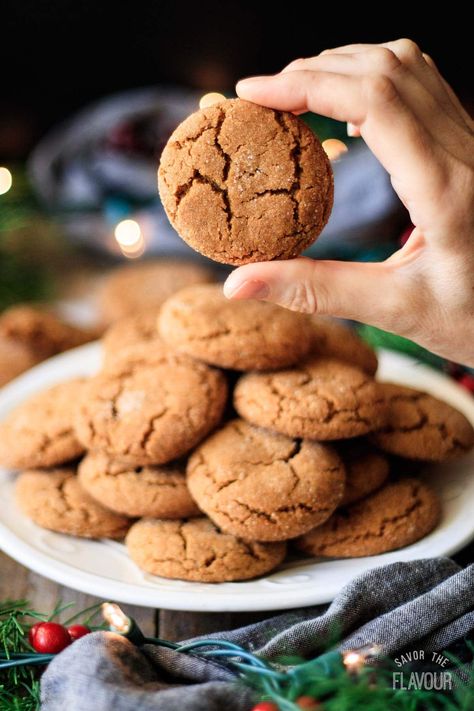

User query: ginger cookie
[337,439,389,506]
[187,419,345,542]
[102,308,163,368]
[158,98,333,265]
[158,284,314,370]
[295,478,441,558]
[311,317,378,375]
[74,344,227,466]
[0,380,86,469]
[0,338,39,387]
[234,357,387,441]
[126,517,286,582]
[16,468,131,539]
[78,452,200,518]
[0,305,96,360]
[99,260,214,324]
[371,383,474,461]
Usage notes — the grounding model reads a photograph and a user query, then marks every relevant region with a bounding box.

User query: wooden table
[2,542,473,641]
[0,550,285,641]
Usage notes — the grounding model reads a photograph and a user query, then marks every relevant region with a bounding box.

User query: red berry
[251,703,279,711]
[28,622,43,647]
[296,697,321,709]
[67,624,91,642]
[32,622,72,654]
[458,374,474,394]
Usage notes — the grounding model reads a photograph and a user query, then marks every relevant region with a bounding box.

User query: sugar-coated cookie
[0,380,86,469]
[310,317,378,375]
[371,383,474,461]
[337,439,389,506]
[126,517,287,582]
[16,468,131,539]
[158,98,333,265]
[234,357,387,441]
[187,419,345,541]
[78,452,200,518]
[75,344,227,465]
[99,260,214,324]
[295,479,441,557]
[102,309,162,368]
[158,284,314,370]
[0,305,96,359]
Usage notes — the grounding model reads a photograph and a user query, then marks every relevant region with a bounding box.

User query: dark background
[1,1,471,160]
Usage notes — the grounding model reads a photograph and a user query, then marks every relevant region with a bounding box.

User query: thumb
[223,257,405,331]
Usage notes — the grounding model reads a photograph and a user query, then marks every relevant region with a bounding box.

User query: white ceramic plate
[0,344,473,611]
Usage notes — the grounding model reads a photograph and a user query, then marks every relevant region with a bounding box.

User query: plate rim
[0,344,473,612]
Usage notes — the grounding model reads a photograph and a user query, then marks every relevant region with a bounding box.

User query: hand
[223,39,474,366]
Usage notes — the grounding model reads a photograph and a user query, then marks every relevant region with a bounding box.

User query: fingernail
[224,279,270,300]
[347,122,360,137]
[236,76,267,90]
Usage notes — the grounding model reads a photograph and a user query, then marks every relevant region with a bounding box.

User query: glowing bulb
[101,602,131,633]
[114,219,142,247]
[0,167,13,195]
[343,651,363,670]
[199,92,226,109]
[322,138,348,161]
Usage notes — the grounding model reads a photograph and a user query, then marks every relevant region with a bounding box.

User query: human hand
[223,40,474,366]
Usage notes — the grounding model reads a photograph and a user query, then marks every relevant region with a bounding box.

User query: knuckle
[285,57,308,71]
[391,38,423,65]
[280,281,319,314]
[365,47,401,73]
[363,74,398,105]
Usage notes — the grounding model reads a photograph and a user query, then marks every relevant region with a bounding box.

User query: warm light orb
[199,92,226,109]
[322,138,348,161]
[101,602,131,633]
[114,219,142,247]
[343,651,363,671]
[0,167,13,195]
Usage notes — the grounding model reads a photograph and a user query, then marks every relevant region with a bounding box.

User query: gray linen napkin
[41,558,474,710]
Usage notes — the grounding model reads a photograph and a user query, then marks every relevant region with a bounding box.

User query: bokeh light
[322,138,348,161]
[0,167,13,195]
[199,92,226,109]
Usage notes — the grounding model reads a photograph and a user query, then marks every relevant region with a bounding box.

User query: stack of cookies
[3,283,473,584]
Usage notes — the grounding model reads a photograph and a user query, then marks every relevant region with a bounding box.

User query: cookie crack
[314,484,424,552]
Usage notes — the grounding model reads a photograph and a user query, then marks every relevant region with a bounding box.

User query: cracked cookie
[158,284,314,370]
[102,308,163,368]
[0,337,39,387]
[337,439,389,506]
[0,379,86,469]
[295,478,441,558]
[234,357,387,441]
[78,452,200,518]
[311,317,378,375]
[74,344,227,466]
[126,517,287,582]
[99,260,215,324]
[371,383,474,461]
[187,419,345,542]
[158,98,333,265]
[0,305,96,363]
[16,468,131,539]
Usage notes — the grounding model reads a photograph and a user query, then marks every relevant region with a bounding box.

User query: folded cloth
[41,558,474,711]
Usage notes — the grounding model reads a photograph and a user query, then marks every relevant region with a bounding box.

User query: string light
[101,603,131,633]
[343,644,381,674]
[199,92,226,109]
[114,218,145,259]
[322,138,348,161]
[0,167,13,195]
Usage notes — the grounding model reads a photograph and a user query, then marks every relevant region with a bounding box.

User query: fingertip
[235,76,269,98]
[223,276,270,300]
